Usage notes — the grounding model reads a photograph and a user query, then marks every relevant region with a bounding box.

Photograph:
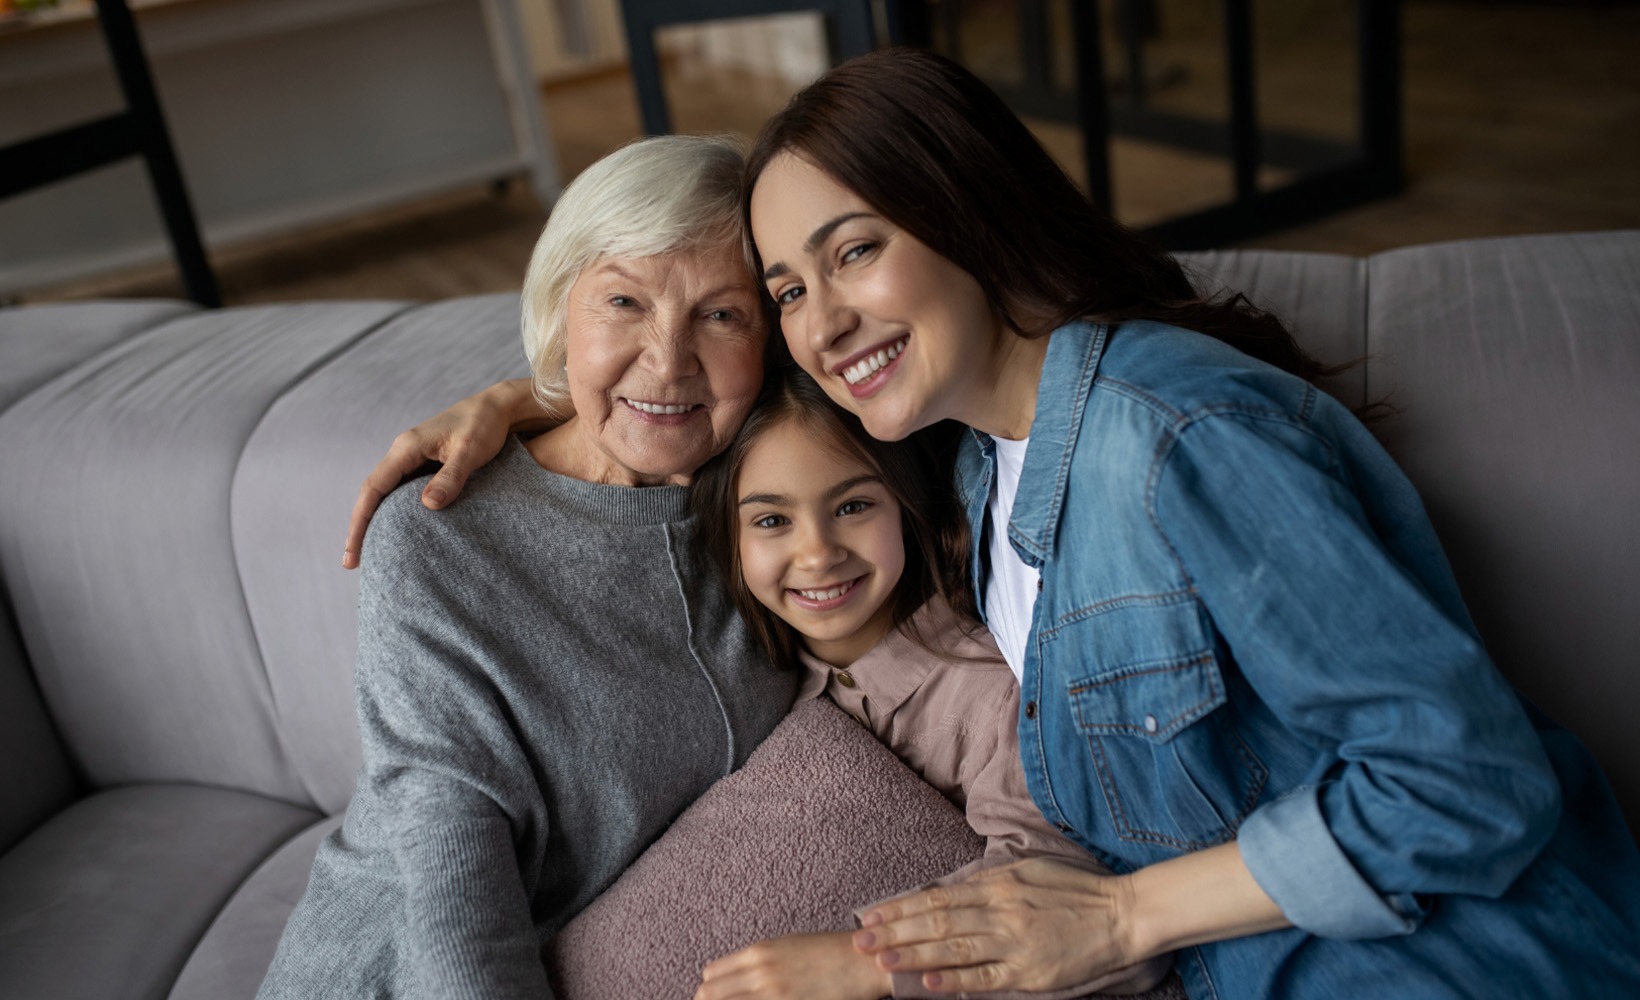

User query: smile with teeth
[841,337,907,386]
[791,578,860,602]
[624,398,698,415]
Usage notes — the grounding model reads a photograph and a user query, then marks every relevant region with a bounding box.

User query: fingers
[865,927,999,975]
[857,879,989,934]
[916,963,1015,995]
[691,947,787,1000]
[343,479,389,569]
[341,434,436,569]
[420,433,482,510]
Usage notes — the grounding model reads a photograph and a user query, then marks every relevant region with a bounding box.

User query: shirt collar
[793,598,975,712]
[969,319,1109,566]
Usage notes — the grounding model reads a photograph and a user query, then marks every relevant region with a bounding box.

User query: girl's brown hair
[691,364,976,671]
[743,46,1344,385]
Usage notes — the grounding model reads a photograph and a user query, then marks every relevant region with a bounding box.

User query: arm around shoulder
[343,377,554,569]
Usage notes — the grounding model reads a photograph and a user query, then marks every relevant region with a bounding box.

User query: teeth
[796,582,853,601]
[842,338,907,386]
[628,399,693,415]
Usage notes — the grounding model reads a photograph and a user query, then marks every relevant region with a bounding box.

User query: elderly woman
[258,135,795,999]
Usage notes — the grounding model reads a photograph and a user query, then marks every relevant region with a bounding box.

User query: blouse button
[1143,713,1159,733]
[836,671,856,689]
[1024,700,1038,720]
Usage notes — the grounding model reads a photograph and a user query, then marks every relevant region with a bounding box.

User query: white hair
[520,134,751,413]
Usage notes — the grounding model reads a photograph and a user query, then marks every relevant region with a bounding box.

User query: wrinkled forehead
[577,239,763,298]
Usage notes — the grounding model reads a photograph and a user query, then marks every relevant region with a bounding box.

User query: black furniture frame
[0,0,220,306]
[926,0,1404,249]
[620,0,893,137]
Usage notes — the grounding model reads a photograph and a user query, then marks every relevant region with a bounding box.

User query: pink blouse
[795,599,1175,999]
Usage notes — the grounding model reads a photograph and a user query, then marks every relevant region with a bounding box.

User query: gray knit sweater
[259,437,794,1000]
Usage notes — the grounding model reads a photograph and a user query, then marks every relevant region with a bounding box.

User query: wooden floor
[19,0,1640,306]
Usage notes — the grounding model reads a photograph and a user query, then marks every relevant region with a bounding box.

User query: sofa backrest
[1357,232,1640,837]
[0,297,529,813]
[0,301,195,851]
[1,234,1634,836]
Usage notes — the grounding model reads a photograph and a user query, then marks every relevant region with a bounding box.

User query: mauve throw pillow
[544,697,984,999]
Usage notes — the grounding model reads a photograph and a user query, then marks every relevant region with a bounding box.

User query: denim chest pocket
[1054,601,1269,852]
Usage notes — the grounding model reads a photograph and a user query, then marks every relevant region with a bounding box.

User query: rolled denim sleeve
[1150,405,1561,939]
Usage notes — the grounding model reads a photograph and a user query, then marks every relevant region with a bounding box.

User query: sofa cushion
[1362,232,1640,836]
[0,785,320,1000]
[169,815,343,1000]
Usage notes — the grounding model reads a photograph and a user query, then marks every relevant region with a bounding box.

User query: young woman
[741,48,1640,998]
[687,366,1170,1000]
[342,48,1640,1000]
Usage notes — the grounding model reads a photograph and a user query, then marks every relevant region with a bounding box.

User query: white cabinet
[0,0,558,295]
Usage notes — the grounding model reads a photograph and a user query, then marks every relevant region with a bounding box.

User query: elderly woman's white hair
[520,133,751,413]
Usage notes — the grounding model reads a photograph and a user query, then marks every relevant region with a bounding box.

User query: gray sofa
[1,232,1636,1000]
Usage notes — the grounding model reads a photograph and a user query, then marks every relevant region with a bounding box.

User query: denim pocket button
[1143,713,1159,733]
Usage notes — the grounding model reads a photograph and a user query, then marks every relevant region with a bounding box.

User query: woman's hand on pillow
[695,931,892,1000]
[852,856,1145,995]
[343,378,547,568]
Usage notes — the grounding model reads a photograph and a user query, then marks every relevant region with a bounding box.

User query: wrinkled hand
[695,931,892,1000]
[852,857,1141,995]
[342,380,535,568]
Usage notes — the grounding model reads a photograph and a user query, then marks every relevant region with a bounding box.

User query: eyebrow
[761,212,872,282]
[587,263,751,303]
[737,474,883,508]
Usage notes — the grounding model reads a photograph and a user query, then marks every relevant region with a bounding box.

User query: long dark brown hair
[743,46,1339,383]
[691,364,977,672]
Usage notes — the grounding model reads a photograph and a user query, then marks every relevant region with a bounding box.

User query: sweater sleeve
[352,501,555,1000]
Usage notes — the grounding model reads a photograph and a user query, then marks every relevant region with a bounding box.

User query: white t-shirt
[983,434,1040,684]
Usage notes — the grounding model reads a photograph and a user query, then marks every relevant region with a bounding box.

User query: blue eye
[773,286,804,307]
[610,295,636,308]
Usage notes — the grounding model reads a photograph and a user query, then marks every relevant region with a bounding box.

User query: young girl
[688,366,1172,1000]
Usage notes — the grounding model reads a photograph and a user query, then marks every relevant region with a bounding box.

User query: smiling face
[545,241,767,486]
[735,417,905,667]
[749,152,1046,442]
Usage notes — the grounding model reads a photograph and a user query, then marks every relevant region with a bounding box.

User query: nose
[793,521,847,574]
[643,313,701,381]
[799,281,857,360]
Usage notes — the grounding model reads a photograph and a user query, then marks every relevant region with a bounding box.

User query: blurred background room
[2,0,1636,308]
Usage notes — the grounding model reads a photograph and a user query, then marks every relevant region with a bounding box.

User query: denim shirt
[957,320,1640,997]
